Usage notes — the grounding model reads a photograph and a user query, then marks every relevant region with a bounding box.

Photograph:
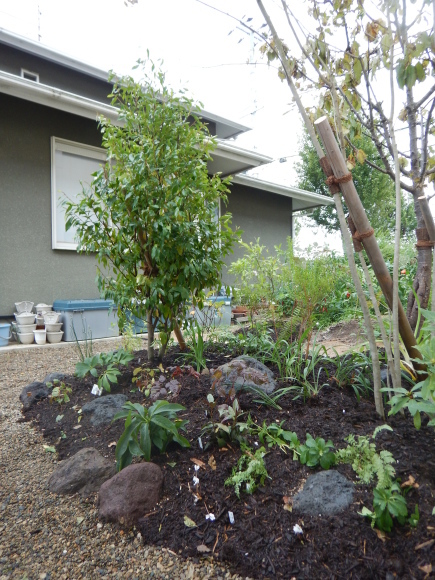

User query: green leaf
[115,416,139,459]
[140,422,152,461]
[184,515,197,528]
[151,414,179,435]
[43,445,56,453]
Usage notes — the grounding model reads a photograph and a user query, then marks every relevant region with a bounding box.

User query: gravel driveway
[0,340,245,580]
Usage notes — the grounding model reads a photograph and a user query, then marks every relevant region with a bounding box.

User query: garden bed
[22,345,435,579]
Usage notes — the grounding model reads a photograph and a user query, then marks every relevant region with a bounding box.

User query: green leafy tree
[64,59,239,362]
[295,131,417,235]
[253,0,435,330]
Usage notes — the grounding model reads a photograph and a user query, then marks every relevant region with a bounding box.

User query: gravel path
[0,340,246,580]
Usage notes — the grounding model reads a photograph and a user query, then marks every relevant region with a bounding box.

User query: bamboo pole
[314,116,421,363]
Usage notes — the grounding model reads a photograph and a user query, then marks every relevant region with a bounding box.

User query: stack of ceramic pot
[43,311,64,343]
[14,301,36,344]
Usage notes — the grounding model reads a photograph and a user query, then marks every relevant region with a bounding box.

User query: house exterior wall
[222,182,293,284]
[0,44,112,103]
[0,94,103,316]
[0,93,294,316]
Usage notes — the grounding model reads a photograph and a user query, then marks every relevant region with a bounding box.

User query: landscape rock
[82,394,128,426]
[98,463,164,525]
[292,470,354,516]
[43,372,68,384]
[19,381,50,411]
[214,355,276,394]
[47,448,115,496]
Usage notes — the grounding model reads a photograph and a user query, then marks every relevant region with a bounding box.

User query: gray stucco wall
[222,182,293,285]
[0,94,103,316]
[0,44,112,103]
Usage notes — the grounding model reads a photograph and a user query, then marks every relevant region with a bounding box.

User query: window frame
[51,136,106,250]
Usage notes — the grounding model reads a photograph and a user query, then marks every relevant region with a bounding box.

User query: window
[51,137,106,250]
[21,68,39,82]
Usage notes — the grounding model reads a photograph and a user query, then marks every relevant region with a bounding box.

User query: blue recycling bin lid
[53,299,116,311]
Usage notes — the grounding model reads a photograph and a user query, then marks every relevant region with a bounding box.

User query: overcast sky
[0,0,306,183]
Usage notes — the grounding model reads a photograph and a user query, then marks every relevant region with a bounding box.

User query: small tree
[65,60,239,362]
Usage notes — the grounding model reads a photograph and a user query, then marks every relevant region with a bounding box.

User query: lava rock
[98,463,163,525]
[47,448,115,496]
[214,355,276,394]
[82,394,128,426]
[19,381,50,411]
[293,470,354,516]
[43,372,68,384]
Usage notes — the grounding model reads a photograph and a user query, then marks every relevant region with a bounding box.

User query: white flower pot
[18,332,34,344]
[35,304,52,315]
[14,312,36,325]
[45,322,62,332]
[17,324,37,333]
[15,301,34,314]
[46,331,64,344]
[33,329,47,345]
[43,312,61,324]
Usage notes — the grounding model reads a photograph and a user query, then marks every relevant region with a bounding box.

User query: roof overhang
[210,142,272,177]
[0,28,110,81]
[232,174,335,211]
[0,70,119,122]
[197,108,251,139]
[0,28,252,139]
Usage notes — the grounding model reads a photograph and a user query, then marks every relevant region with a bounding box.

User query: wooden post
[314,116,421,363]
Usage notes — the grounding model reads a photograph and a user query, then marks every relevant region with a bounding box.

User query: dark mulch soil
[22,345,435,579]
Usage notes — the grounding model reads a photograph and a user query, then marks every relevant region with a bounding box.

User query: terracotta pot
[232,306,248,314]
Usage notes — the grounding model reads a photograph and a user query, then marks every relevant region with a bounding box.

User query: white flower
[343,409,346,414]
[293,524,303,535]
[205,513,215,521]
[194,464,200,472]
[198,437,203,450]
[228,511,235,524]
[91,384,103,396]
[193,476,200,486]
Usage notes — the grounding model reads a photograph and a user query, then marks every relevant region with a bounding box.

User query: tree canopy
[64,59,239,360]
[295,130,417,235]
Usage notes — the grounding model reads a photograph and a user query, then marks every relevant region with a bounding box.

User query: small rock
[43,372,68,384]
[47,448,115,496]
[214,355,276,394]
[98,463,163,526]
[20,382,50,411]
[293,471,354,516]
[82,394,128,426]
[201,368,210,375]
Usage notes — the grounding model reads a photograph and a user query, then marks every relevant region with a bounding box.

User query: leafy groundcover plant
[114,400,190,470]
[225,445,270,498]
[75,349,134,392]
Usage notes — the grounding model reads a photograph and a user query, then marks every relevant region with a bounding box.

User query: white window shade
[51,137,106,250]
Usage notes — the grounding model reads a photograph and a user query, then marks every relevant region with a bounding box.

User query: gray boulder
[47,448,115,496]
[20,381,50,411]
[214,355,276,394]
[43,372,68,384]
[293,470,354,516]
[98,463,163,525]
[82,394,128,426]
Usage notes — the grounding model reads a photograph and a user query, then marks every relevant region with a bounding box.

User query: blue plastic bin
[0,323,11,347]
[53,299,119,342]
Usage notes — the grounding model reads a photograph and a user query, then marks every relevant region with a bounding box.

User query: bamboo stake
[314,116,421,364]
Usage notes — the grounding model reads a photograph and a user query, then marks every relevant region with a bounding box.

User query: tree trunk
[147,310,155,364]
[407,217,432,332]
